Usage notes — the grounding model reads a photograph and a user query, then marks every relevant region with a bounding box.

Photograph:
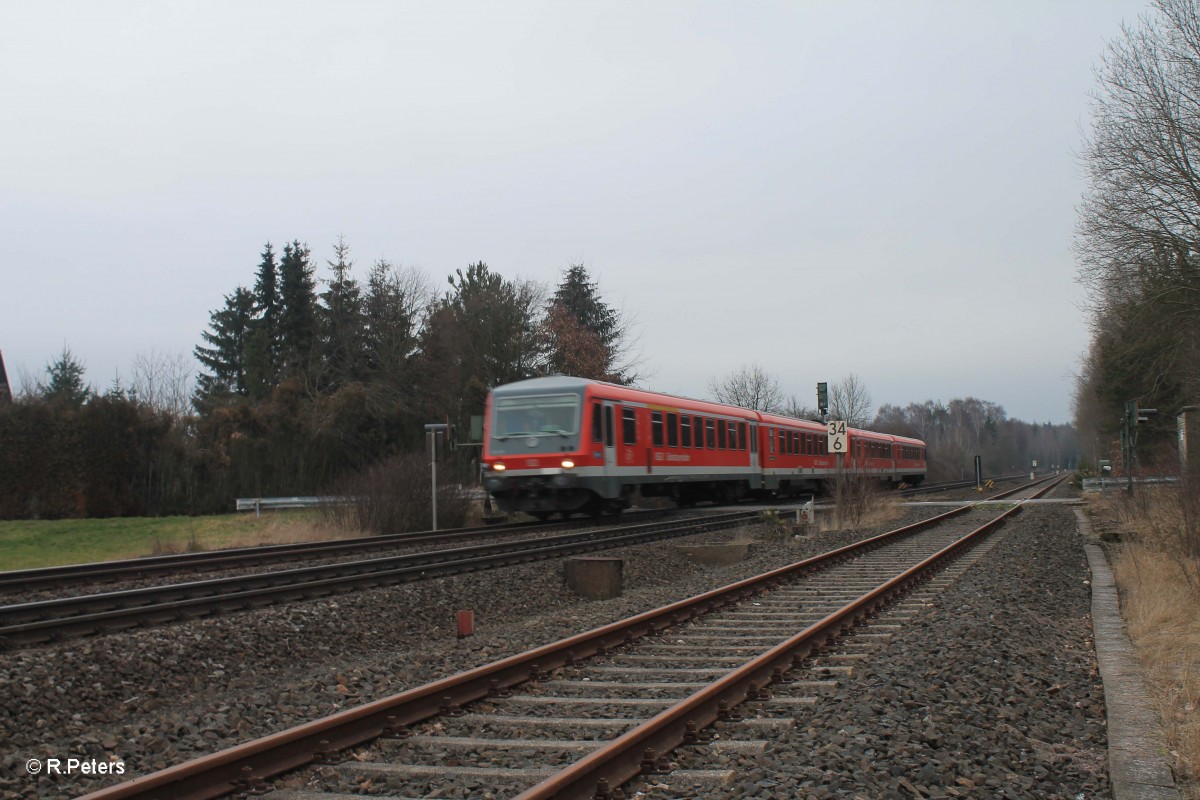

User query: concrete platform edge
[1077,508,1180,800]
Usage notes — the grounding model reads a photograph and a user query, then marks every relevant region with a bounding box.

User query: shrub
[321,452,476,534]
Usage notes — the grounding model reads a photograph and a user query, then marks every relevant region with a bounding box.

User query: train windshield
[492,394,580,438]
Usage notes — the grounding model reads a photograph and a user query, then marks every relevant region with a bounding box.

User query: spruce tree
[546,264,627,380]
[247,242,280,393]
[277,240,319,378]
[320,235,367,387]
[363,259,420,385]
[42,346,91,405]
[552,264,618,349]
[194,287,256,400]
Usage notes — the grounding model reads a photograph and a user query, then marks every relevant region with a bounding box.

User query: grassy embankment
[1088,487,1200,799]
[0,511,336,572]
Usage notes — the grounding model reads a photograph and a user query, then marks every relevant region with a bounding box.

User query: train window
[622,408,637,445]
[802,433,810,456]
[604,405,614,447]
[695,416,705,449]
[750,424,757,453]
[591,403,602,443]
[667,413,679,447]
[651,411,664,447]
[706,418,716,449]
[768,428,775,454]
[819,436,827,455]
[739,422,747,450]
[791,431,799,455]
[718,420,727,450]
[681,415,692,448]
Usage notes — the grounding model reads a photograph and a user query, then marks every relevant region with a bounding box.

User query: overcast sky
[0,1,1152,423]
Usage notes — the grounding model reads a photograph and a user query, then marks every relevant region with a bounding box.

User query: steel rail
[1,473,1035,594]
[0,509,676,593]
[0,512,760,647]
[72,497,994,800]
[514,473,1068,799]
[72,473,1069,799]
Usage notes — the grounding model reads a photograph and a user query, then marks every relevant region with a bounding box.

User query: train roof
[489,376,758,418]
[490,375,592,396]
[756,411,827,430]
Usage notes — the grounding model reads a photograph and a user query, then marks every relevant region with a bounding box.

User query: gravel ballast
[1,503,1103,799]
[629,503,1107,799]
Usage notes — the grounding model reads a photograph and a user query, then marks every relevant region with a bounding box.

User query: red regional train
[481,376,926,518]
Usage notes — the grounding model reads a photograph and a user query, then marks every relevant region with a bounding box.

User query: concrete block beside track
[564,556,623,600]
[675,541,754,565]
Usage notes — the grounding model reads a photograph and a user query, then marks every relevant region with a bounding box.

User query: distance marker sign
[828,420,847,453]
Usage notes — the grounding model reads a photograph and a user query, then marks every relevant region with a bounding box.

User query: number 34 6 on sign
[827,420,847,453]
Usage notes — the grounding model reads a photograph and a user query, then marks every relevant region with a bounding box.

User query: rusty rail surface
[0,509,679,593]
[0,511,759,647]
[76,473,1068,800]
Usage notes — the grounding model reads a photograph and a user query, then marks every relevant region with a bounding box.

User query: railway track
[76,473,1069,800]
[0,511,759,648]
[0,476,1023,597]
[0,509,679,595]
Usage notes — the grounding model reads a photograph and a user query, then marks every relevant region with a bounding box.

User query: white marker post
[425,423,448,531]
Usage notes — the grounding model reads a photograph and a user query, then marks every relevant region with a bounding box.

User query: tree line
[0,243,635,519]
[1074,0,1200,475]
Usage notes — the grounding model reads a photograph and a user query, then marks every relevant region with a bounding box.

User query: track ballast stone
[1,505,1106,799]
[629,505,1107,800]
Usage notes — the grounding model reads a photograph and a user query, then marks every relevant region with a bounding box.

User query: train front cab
[482,377,601,518]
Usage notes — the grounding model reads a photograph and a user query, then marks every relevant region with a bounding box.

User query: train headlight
[491,463,506,471]
[561,460,575,469]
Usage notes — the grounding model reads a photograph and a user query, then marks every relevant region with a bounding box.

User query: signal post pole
[425,423,448,531]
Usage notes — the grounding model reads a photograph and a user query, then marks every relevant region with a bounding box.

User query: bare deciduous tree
[130,348,194,418]
[1074,0,1200,449]
[828,373,872,428]
[781,396,820,421]
[708,363,784,411]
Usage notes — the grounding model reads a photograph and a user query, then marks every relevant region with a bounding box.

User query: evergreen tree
[42,346,91,406]
[364,258,423,389]
[247,242,280,394]
[194,287,256,400]
[278,240,319,378]
[320,235,367,387]
[545,263,633,381]
[448,262,543,388]
[552,264,619,349]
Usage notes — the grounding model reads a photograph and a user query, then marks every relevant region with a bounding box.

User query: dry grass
[818,496,902,533]
[0,510,368,571]
[1097,488,1200,797]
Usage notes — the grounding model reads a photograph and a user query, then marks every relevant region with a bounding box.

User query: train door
[602,401,617,471]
